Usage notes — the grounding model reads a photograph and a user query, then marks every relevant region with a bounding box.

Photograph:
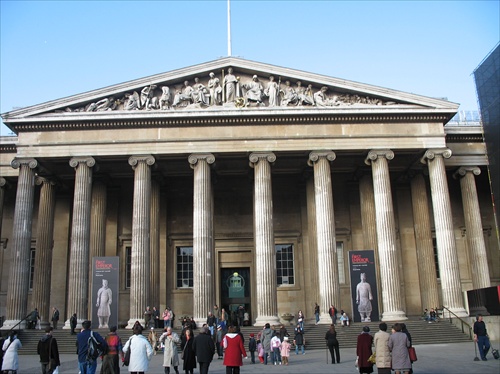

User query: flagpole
[227,0,232,56]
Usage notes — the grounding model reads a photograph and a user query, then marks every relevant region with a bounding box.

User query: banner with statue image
[91,256,119,330]
[348,250,379,323]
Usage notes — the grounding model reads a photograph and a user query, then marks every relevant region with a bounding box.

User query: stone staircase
[15,318,471,355]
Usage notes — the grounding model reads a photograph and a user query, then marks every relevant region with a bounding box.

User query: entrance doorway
[220,267,251,326]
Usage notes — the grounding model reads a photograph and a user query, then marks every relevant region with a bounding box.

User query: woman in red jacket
[222,326,247,374]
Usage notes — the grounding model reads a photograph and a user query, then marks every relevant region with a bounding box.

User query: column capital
[420,148,452,164]
[453,166,481,179]
[69,156,95,169]
[0,177,6,187]
[128,155,155,168]
[249,152,276,167]
[11,158,38,170]
[35,176,57,187]
[364,150,394,165]
[188,153,215,169]
[308,151,336,166]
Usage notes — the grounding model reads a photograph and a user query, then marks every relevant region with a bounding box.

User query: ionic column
[64,157,95,330]
[189,154,216,325]
[421,149,467,317]
[308,151,340,324]
[150,179,161,310]
[31,177,57,328]
[454,167,490,289]
[250,152,279,325]
[3,158,37,329]
[126,155,155,328]
[90,180,107,259]
[305,178,320,315]
[0,177,6,239]
[365,150,407,321]
[410,173,439,310]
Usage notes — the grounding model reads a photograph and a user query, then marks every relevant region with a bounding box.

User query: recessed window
[276,244,294,286]
[125,246,132,289]
[432,238,440,279]
[337,241,345,284]
[177,246,193,288]
[29,248,36,290]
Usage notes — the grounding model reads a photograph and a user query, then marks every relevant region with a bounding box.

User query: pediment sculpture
[57,68,398,114]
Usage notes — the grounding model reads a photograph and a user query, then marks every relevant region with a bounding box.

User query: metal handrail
[441,305,473,339]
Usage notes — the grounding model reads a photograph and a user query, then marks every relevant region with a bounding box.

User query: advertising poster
[348,250,379,323]
[91,257,119,330]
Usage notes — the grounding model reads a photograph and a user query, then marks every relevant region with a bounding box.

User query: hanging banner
[91,257,119,330]
[348,250,379,323]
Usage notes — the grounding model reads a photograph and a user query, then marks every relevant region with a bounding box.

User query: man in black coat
[192,326,216,374]
[38,326,60,374]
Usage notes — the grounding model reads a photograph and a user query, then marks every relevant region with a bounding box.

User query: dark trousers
[198,362,210,374]
[250,350,255,363]
[328,343,340,363]
[477,335,490,359]
[226,367,240,374]
[216,342,223,357]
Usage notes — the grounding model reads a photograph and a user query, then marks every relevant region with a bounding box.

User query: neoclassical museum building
[0,58,498,330]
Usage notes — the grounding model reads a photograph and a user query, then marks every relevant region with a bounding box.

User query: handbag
[123,337,133,366]
[408,346,417,362]
[368,352,377,364]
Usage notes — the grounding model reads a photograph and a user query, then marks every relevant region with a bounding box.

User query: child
[271,333,282,365]
[281,336,291,365]
[248,333,257,364]
[257,339,265,363]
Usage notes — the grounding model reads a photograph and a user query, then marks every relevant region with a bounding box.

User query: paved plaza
[15,340,500,374]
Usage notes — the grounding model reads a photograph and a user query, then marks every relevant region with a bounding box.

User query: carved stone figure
[159,86,171,110]
[125,91,140,110]
[172,81,194,107]
[242,75,264,105]
[314,86,337,107]
[208,72,223,106]
[296,81,315,106]
[264,76,279,107]
[223,67,239,103]
[141,85,157,109]
[280,81,298,106]
[192,77,210,106]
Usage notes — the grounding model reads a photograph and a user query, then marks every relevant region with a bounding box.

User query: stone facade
[0,58,498,328]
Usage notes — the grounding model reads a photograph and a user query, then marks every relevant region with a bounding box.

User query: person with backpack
[76,320,108,374]
[37,326,60,374]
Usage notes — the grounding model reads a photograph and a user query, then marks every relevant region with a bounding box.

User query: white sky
[1,0,499,135]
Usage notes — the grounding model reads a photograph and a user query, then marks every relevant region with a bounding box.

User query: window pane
[276,244,294,286]
[336,242,345,284]
[177,246,193,288]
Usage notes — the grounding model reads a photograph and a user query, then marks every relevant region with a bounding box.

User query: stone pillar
[365,150,407,321]
[150,179,161,310]
[126,155,155,328]
[31,177,57,328]
[454,167,491,289]
[421,149,467,317]
[410,173,440,310]
[64,157,95,329]
[0,177,6,239]
[3,158,37,329]
[308,151,340,324]
[90,180,107,259]
[250,152,279,325]
[189,154,216,325]
[305,178,320,316]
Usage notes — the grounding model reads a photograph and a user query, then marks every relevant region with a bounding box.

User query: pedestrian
[387,323,411,374]
[325,324,340,364]
[328,305,337,325]
[180,328,196,374]
[38,326,60,374]
[122,323,154,374]
[148,327,158,355]
[160,326,181,374]
[270,331,282,365]
[51,307,60,330]
[248,333,256,364]
[153,307,160,329]
[294,324,305,355]
[373,322,391,374]
[297,310,305,330]
[237,306,245,327]
[206,312,216,337]
[222,325,247,374]
[280,336,291,365]
[401,323,414,373]
[340,312,350,327]
[100,325,123,374]
[76,320,108,374]
[192,326,215,374]
[278,324,289,342]
[70,313,78,335]
[257,339,265,363]
[261,323,273,364]
[314,303,320,325]
[356,326,374,373]
[144,306,153,329]
[473,314,491,361]
[216,325,225,359]
[1,331,22,374]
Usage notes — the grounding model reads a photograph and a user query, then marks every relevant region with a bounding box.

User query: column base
[381,310,408,322]
[254,315,280,327]
[126,318,146,329]
[62,318,84,330]
[319,313,334,324]
[443,307,468,318]
[0,319,27,330]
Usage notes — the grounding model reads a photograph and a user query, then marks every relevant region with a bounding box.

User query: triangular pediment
[2,57,458,127]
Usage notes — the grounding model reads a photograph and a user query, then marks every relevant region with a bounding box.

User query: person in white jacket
[123,324,154,373]
[2,331,22,373]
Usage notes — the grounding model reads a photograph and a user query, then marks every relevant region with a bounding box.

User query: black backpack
[86,331,107,363]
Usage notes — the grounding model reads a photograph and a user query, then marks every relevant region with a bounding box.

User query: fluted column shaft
[65,157,95,329]
[189,154,215,325]
[127,155,155,328]
[410,173,439,310]
[305,178,320,314]
[0,177,6,239]
[150,179,161,310]
[90,181,107,259]
[4,158,37,328]
[32,177,57,327]
[308,151,340,323]
[455,167,490,289]
[421,149,467,316]
[250,152,279,325]
[365,150,407,321]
